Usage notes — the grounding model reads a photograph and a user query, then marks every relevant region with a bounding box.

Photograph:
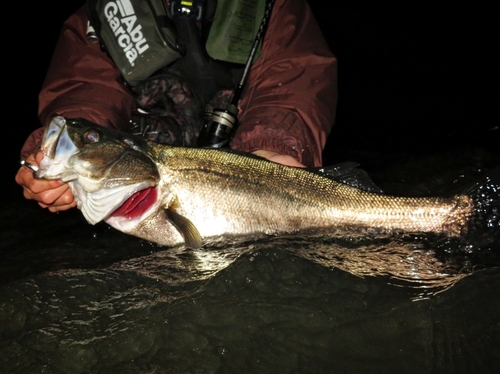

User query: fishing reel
[198,103,238,148]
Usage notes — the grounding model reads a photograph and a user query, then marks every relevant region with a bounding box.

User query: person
[15,0,338,213]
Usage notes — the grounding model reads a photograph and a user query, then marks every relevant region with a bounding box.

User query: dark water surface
[2,144,500,374]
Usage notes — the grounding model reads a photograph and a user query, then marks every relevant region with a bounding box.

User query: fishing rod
[198,0,276,148]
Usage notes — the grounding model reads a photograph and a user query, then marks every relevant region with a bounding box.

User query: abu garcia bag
[86,0,185,87]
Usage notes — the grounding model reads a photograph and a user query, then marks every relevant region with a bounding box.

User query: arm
[231,0,338,167]
[17,6,135,211]
[21,6,135,160]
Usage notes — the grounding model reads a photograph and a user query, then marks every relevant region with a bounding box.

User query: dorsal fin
[165,209,202,249]
[310,162,384,194]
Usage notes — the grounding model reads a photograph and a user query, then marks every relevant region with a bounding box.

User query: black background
[6,2,498,189]
[315,4,498,164]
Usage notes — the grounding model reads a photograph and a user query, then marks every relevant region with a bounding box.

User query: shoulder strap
[171,17,222,103]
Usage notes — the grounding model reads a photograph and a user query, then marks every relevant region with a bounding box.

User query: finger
[34,150,44,164]
[44,199,77,213]
[252,150,305,168]
[27,178,64,195]
[270,155,306,168]
[39,187,77,212]
[16,167,63,197]
[36,183,75,207]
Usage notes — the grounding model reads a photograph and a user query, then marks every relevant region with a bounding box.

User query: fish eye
[83,129,100,143]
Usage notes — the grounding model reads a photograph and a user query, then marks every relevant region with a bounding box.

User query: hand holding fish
[15,150,77,212]
[252,150,306,168]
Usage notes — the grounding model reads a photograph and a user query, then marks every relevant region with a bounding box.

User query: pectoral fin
[166,209,202,249]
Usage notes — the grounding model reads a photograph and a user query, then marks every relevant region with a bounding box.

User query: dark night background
[5,3,498,194]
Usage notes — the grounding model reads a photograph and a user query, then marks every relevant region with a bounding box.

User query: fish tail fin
[464,166,500,246]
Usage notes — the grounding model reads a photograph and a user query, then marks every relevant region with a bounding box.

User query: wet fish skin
[36,116,499,249]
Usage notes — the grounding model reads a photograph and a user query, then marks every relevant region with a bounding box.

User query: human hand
[252,150,305,168]
[15,151,76,212]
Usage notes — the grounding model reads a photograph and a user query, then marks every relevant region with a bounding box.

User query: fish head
[36,116,162,227]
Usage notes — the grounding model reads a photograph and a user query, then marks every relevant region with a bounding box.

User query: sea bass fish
[35,116,500,249]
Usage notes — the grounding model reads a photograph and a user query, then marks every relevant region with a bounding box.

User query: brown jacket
[22,0,338,167]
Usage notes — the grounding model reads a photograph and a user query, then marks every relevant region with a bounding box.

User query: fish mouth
[36,116,79,181]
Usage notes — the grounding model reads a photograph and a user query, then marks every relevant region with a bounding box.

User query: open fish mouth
[36,116,80,182]
[36,116,161,226]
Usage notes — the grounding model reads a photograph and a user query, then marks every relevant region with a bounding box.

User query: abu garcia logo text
[104,0,149,66]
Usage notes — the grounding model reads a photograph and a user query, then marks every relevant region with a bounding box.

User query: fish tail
[464,166,500,246]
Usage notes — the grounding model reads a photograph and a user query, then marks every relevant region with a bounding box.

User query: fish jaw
[36,116,80,182]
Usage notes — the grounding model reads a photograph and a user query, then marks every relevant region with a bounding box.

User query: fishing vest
[86,0,267,146]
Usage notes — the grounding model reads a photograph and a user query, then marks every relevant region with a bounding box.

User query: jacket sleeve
[230,0,338,167]
[20,6,135,159]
